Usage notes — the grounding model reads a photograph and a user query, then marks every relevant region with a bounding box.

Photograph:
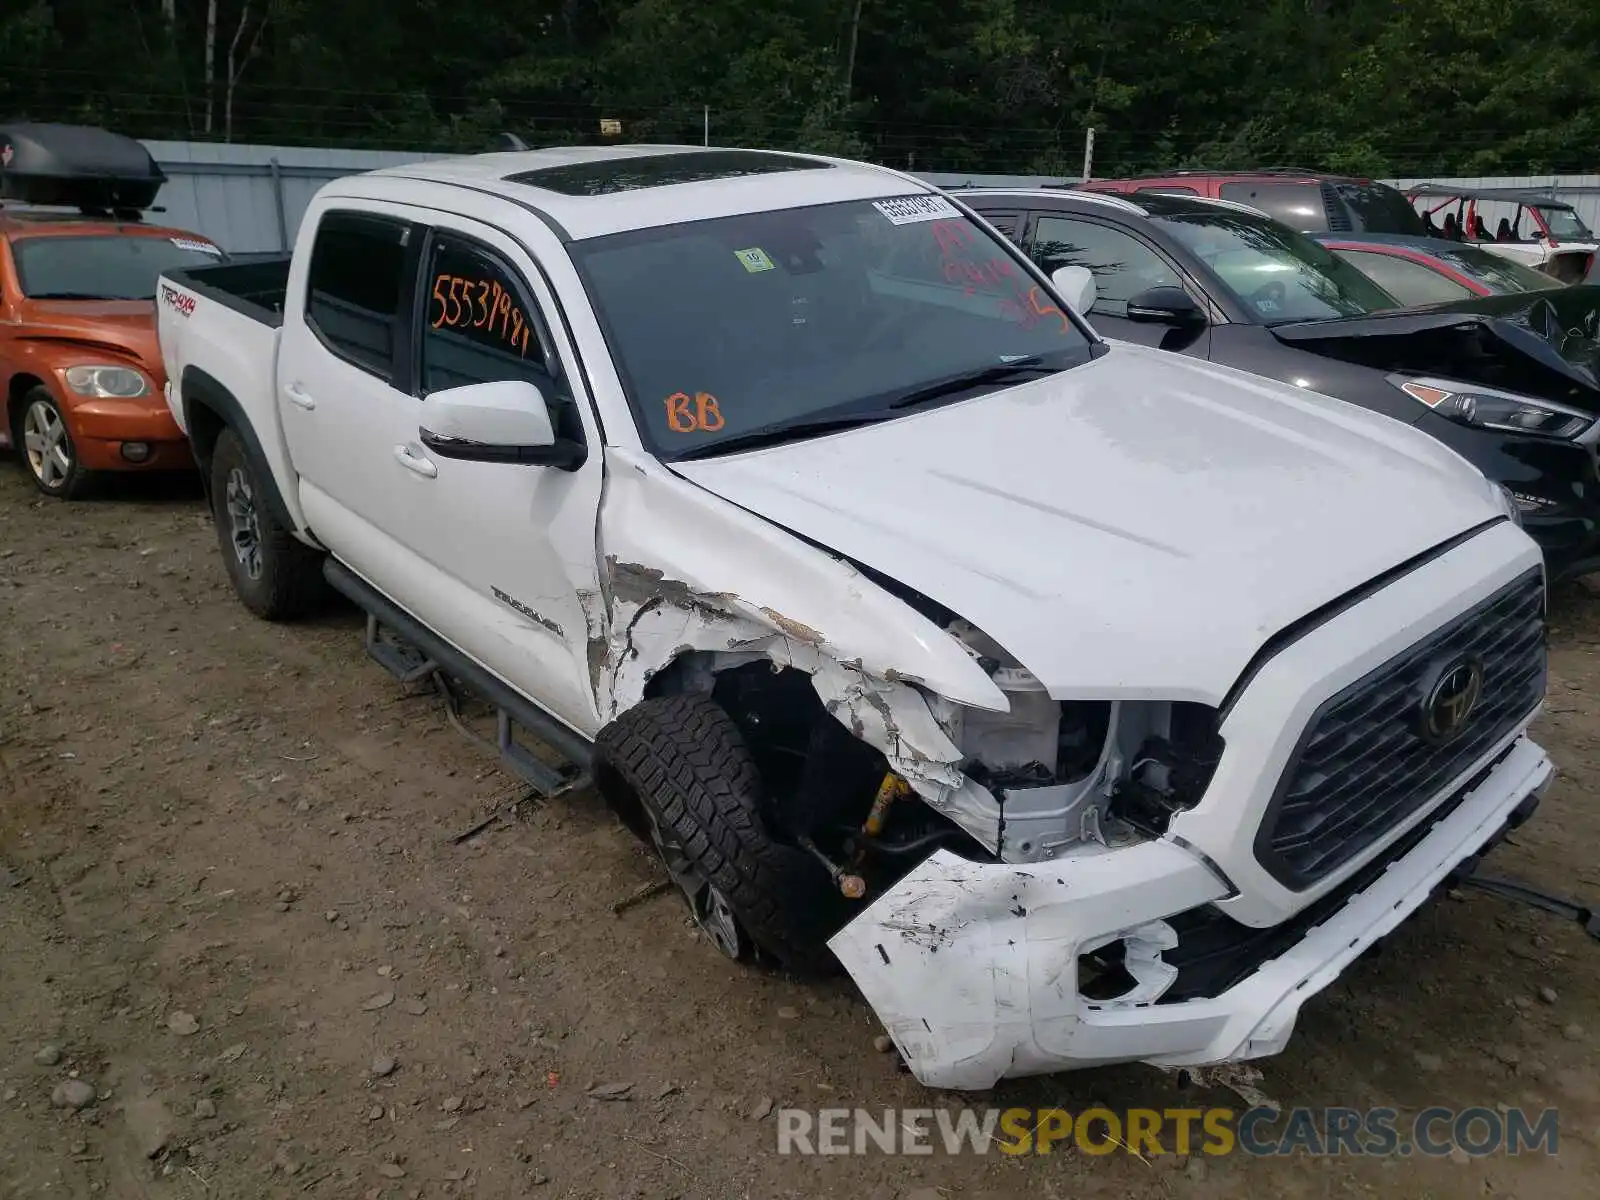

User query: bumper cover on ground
[829,735,1552,1091]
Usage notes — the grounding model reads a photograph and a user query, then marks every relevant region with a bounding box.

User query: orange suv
[0,123,227,497]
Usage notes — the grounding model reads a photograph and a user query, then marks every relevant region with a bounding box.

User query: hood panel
[16,300,162,377]
[675,347,1504,703]
[1273,285,1600,409]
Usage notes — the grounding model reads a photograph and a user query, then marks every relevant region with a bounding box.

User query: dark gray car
[954,187,1600,580]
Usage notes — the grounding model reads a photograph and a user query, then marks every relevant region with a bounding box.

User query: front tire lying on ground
[594,693,851,976]
[209,428,325,620]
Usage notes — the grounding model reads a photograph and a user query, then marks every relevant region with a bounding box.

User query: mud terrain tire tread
[210,428,325,621]
[595,693,848,976]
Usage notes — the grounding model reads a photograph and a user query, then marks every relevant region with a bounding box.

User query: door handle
[284,383,316,411]
[393,443,438,479]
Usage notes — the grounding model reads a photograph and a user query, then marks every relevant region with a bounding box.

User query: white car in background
[156,144,1551,1090]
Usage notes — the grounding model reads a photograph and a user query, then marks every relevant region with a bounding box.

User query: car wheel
[593,693,849,976]
[209,428,326,620]
[16,388,92,499]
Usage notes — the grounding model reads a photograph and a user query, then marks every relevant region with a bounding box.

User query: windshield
[570,197,1097,458]
[12,234,225,300]
[1154,210,1400,323]
[1434,243,1562,292]
[1539,206,1592,241]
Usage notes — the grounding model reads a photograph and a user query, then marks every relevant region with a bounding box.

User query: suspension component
[797,834,868,899]
[864,771,911,838]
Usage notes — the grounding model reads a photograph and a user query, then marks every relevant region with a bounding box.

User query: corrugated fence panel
[136,141,1600,255]
[140,140,449,253]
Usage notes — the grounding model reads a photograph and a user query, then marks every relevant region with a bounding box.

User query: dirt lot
[2,463,1599,1200]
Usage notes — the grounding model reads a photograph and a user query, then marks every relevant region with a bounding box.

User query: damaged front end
[1273,284,1600,407]
[590,449,1255,1073]
[593,449,1229,896]
[591,449,1552,1094]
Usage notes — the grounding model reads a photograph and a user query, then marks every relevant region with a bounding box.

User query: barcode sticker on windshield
[872,195,959,225]
[170,237,222,256]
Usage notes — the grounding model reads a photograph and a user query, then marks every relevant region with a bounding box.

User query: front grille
[1256,567,1545,889]
[1161,743,1533,1004]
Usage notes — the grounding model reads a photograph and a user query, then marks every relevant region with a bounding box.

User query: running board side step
[325,559,592,798]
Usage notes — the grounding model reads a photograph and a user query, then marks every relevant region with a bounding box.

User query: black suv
[954,187,1600,579]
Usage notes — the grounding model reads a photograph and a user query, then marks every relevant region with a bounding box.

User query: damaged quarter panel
[597,445,1009,842]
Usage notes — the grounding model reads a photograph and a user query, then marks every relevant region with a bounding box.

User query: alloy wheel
[225,466,265,581]
[22,401,72,491]
[647,811,750,960]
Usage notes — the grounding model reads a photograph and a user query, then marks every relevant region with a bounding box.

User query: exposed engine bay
[647,610,1226,910]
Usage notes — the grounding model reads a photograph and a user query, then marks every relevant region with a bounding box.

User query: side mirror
[418,379,586,471]
[1051,265,1097,313]
[1125,285,1206,326]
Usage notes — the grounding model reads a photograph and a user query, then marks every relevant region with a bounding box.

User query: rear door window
[304,212,412,380]
[1218,182,1328,231]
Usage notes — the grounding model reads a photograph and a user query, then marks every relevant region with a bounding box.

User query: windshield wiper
[27,291,119,300]
[670,357,1073,463]
[672,411,897,461]
[887,357,1064,410]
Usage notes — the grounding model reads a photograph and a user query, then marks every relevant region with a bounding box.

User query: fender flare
[180,365,298,532]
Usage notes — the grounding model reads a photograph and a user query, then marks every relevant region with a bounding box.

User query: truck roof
[361,145,932,241]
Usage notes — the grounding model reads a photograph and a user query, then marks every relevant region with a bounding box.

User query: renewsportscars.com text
[776,1105,1560,1158]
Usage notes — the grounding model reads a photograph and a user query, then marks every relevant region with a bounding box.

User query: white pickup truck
[157,144,1553,1091]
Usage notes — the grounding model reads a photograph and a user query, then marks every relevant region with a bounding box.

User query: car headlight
[63,365,149,399]
[1389,374,1594,440]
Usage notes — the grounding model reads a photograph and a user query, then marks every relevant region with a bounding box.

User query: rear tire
[209,428,325,620]
[15,388,93,499]
[594,694,850,976]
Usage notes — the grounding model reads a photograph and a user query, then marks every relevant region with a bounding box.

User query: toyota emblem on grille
[1418,654,1485,743]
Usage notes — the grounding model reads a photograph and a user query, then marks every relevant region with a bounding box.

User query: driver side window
[420,234,553,396]
[417,231,585,446]
[1029,216,1180,316]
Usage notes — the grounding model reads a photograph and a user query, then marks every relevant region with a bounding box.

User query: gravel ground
[1,463,1598,1199]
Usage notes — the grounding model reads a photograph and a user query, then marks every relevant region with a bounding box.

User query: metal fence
[141,140,446,253]
[136,139,1600,254]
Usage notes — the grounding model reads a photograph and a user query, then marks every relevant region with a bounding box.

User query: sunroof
[503,150,832,197]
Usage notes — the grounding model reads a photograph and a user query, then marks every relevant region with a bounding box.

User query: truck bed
[165,256,292,327]
[156,258,297,527]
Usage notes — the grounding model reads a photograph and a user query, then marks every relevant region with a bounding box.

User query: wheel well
[616,655,889,834]
[183,395,227,484]
[597,656,856,842]
[6,373,47,434]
